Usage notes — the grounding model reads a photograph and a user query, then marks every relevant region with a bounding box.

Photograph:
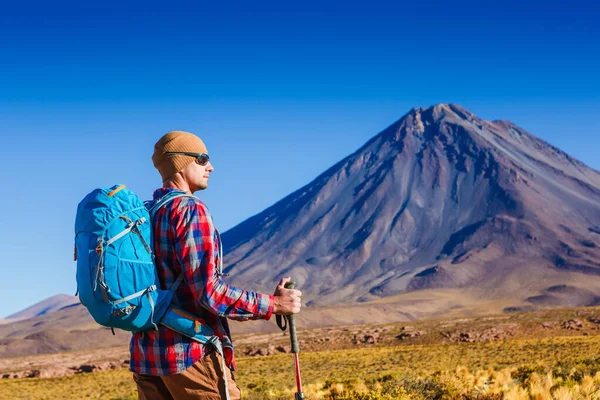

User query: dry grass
[2,335,600,399]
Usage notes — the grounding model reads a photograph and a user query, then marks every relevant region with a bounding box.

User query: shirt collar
[152,187,187,201]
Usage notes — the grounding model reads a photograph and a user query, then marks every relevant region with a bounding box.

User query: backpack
[74,184,181,330]
[74,184,222,339]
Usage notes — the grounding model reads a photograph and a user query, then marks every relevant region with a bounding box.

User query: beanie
[152,131,208,181]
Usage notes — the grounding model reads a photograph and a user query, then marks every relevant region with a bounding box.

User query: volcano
[222,104,600,309]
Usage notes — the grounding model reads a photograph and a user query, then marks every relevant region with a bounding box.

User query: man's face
[180,155,214,192]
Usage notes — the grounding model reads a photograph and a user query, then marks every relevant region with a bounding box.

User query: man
[131,131,302,399]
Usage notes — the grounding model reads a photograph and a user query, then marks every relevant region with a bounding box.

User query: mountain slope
[7,295,79,320]
[222,104,600,307]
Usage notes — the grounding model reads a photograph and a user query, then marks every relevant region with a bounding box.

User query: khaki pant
[133,351,241,400]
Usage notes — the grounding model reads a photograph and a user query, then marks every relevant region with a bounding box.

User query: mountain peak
[408,103,476,122]
[395,103,480,138]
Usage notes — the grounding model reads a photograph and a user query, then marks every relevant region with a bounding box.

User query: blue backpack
[74,185,221,341]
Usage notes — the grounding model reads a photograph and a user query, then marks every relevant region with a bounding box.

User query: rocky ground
[0,346,129,379]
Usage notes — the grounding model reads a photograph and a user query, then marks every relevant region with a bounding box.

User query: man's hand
[272,277,302,315]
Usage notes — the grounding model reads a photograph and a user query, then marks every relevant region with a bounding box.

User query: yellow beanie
[152,131,208,181]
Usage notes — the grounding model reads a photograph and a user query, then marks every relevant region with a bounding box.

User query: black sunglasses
[165,152,210,166]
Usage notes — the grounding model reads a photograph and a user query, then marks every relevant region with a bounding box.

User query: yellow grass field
[2,335,600,400]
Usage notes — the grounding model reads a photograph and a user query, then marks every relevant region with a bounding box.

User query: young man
[131,131,302,399]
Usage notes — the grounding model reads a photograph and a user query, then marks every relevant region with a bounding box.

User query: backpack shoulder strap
[170,272,185,292]
[148,192,198,220]
[148,192,197,293]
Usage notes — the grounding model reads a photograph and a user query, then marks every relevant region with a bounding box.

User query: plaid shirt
[130,188,274,376]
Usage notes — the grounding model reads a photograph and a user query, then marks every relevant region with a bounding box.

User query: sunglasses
[165,152,210,166]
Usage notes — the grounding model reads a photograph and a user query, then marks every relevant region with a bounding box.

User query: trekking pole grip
[284,281,300,354]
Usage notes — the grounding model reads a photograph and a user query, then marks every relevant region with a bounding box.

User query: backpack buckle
[112,305,136,317]
[95,237,104,254]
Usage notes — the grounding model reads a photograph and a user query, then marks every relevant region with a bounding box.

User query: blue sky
[0,0,598,318]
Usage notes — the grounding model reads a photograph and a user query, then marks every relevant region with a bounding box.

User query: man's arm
[173,198,280,321]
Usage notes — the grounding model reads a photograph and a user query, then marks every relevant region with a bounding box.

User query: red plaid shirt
[130,188,274,376]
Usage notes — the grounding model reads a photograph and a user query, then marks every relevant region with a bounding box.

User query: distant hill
[0,292,423,358]
[7,295,79,320]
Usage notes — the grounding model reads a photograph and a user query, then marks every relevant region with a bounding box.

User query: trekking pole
[276,281,304,400]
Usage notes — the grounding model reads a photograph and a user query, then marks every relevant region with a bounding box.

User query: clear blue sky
[0,0,598,318]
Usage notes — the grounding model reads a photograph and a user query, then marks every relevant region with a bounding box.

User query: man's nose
[207,161,214,172]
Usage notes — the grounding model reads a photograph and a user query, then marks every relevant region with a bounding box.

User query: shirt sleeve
[172,198,274,321]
